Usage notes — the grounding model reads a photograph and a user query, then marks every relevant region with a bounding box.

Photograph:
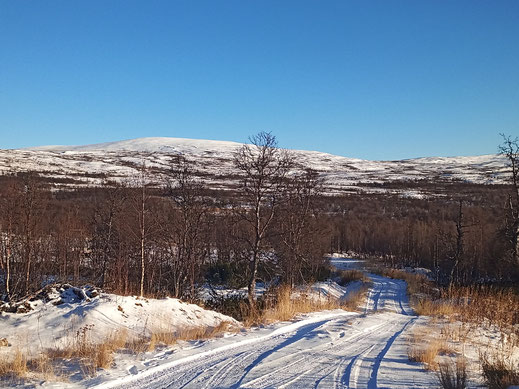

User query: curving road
[96,269,435,389]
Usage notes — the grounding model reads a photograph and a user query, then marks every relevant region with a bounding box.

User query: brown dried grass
[408,328,455,371]
[243,285,341,326]
[437,358,467,389]
[480,352,519,389]
[0,349,28,379]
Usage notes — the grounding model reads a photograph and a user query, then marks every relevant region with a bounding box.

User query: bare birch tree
[128,161,155,297]
[276,168,323,287]
[91,183,127,288]
[499,134,519,266]
[234,132,293,309]
[165,156,209,299]
[0,180,18,301]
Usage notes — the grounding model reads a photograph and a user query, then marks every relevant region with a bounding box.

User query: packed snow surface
[84,259,437,389]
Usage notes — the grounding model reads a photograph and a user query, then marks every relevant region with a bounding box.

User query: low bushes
[480,352,519,389]
[437,358,467,389]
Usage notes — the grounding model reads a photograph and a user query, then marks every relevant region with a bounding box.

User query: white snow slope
[0,137,509,196]
[89,262,436,389]
[0,284,238,359]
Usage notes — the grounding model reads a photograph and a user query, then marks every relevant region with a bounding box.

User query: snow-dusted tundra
[0,136,508,197]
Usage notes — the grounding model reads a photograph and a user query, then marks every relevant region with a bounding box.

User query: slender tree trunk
[101,214,113,288]
[514,220,519,266]
[140,233,145,297]
[24,236,31,296]
[248,199,262,309]
[140,185,145,297]
[248,242,260,309]
[449,201,464,291]
[5,230,11,301]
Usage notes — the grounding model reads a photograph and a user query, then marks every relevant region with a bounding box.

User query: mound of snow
[0,284,239,358]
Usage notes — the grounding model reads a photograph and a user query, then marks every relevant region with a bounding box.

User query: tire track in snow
[225,318,387,389]
[367,317,417,389]
[95,270,435,389]
[200,350,255,389]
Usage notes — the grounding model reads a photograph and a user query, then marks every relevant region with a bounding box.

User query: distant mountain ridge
[1,136,509,197]
[25,137,244,154]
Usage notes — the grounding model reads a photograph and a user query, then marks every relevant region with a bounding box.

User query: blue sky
[1,1,518,160]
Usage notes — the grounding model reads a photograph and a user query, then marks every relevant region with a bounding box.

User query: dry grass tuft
[238,285,343,326]
[48,326,129,376]
[336,270,368,285]
[340,282,371,311]
[413,298,456,317]
[480,352,519,389]
[29,353,56,380]
[408,331,454,371]
[0,349,28,379]
[126,336,151,354]
[135,320,237,354]
[437,358,467,389]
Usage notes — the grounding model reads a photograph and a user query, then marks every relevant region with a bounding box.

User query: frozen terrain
[0,284,238,360]
[4,259,504,388]
[0,137,508,196]
[87,262,436,389]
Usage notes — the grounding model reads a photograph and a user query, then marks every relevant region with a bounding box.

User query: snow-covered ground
[3,258,510,388]
[0,136,509,196]
[201,279,362,305]
[0,284,238,361]
[1,259,439,388]
[87,268,436,389]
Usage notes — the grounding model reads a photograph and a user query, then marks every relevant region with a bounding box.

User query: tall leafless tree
[91,183,127,288]
[0,179,19,301]
[19,174,48,296]
[276,169,323,287]
[128,161,156,297]
[165,155,209,299]
[499,134,519,266]
[234,131,293,308]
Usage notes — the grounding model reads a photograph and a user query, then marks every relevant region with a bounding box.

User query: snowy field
[0,137,509,197]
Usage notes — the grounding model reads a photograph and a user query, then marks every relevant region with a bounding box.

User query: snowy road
[95,271,435,389]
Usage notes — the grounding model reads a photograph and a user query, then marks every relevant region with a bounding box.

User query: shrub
[437,358,467,389]
[480,352,519,389]
[336,270,366,286]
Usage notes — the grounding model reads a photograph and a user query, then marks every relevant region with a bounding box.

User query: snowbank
[0,284,239,358]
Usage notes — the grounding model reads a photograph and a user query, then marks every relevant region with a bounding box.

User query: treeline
[0,133,330,303]
[331,134,519,287]
[1,133,518,303]
[0,175,330,302]
[325,188,517,285]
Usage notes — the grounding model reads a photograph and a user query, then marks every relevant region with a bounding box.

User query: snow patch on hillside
[26,137,243,154]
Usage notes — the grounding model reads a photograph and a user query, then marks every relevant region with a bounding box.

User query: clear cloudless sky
[1,1,518,160]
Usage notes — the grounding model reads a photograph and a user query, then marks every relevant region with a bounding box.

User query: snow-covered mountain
[0,137,509,196]
[27,137,243,154]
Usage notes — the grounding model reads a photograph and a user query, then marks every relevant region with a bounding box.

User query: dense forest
[1,133,518,303]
